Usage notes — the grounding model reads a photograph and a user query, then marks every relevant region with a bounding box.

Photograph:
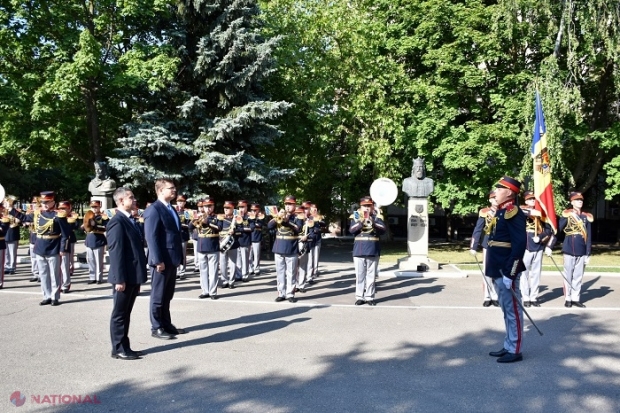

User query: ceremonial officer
[218,201,241,288]
[58,201,78,293]
[84,200,108,284]
[189,197,221,299]
[3,195,20,275]
[554,192,592,308]
[0,204,9,289]
[486,176,526,363]
[25,198,41,282]
[349,196,386,306]
[470,190,500,307]
[8,191,72,306]
[309,203,325,279]
[235,200,253,282]
[267,195,302,302]
[175,194,191,279]
[248,203,264,277]
[520,191,554,307]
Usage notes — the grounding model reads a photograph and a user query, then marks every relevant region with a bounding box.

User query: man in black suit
[107,187,147,360]
[143,178,186,339]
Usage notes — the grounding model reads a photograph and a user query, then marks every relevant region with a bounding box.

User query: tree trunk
[83,83,102,163]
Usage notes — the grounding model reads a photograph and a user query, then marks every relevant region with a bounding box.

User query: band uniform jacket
[0,217,9,249]
[557,209,593,257]
[484,201,526,280]
[520,206,554,252]
[237,214,253,248]
[10,209,72,256]
[268,214,302,255]
[177,208,191,242]
[189,215,221,254]
[470,207,494,250]
[249,215,264,243]
[143,201,183,267]
[349,214,386,257]
[107,211,147,286]
[85,213,108,249]
[5,215,21,243]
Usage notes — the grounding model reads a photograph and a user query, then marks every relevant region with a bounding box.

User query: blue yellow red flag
[531,91,557,233]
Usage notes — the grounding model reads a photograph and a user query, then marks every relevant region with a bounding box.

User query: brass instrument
[83,210,96,232]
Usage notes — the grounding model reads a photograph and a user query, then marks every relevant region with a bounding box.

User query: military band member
[84,200,108,284]
[8,191,72,306]
[131,203,146,246]
[248,203,264,277]
[175,195,191,280]
[189,198,221,299]
[25,197,41,282]
[519,191,554,307]
[235,200,253,282]
[296,205,316,293]
[309,203,325,279]
[486,177,526,363]
[268,195,302,302]
[349,196,386,306]
[470,190,500,307]
[218,201,241,288]
[0,204,9,289]
[3,196,20,275]
[58,201,78,293]
[554,192,592,308]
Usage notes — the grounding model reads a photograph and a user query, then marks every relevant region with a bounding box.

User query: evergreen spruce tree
[108,0,293,202]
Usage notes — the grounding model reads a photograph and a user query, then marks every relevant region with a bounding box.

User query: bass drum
[370,178,398,207]
[220,234,234,252]
[0,183,5,206]
[298,240,308,258]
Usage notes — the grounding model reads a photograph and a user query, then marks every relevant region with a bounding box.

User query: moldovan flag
[531,91,557,233]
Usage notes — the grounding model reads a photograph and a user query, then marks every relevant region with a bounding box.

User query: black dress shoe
[531,300,541,307]
[489,348,509,357]
[111,352,140,360]
[491,300,500,307]
[151,328,175,340]
[39,299,52,306]
[366,300,376,306]
[565,301,572,308]
[523,301,531,307]
[87,280,97,285]
[210,295,218,300]
[62,289,70,294]
[297,288,306,293]
[482,300,492,307]
[275,296,286,302]
[198,293,209,299]
[51,300,59,306]
[96,280,104,284]
[572,301,586,308]
[497,352,523,363]
[355,299,365,306]
[288,297,297,303]
[222,282,229,288]
[229,283,235,289]
[29,278,38,282]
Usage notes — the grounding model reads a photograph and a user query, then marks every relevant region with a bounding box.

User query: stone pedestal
[398,198,439,271]
[91,196,114,210]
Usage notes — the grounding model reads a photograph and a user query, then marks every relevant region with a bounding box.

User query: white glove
[544,247,552,257]
[532,236,540,243]
[585,256,590,265]
[502,276,513,290]
[469,249,477,256]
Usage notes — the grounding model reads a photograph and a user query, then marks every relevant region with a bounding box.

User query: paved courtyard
[1,240,620,412]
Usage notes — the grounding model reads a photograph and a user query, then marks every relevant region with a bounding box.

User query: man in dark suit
[143,178,186,339]
[107,187,147,360]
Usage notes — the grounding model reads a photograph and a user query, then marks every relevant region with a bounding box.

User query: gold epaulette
[479,207,490,218]
[67,218,77,224]
[1,217,9,223]
[348,214,355,220]
[585,212,594,222]
[562,209,572,218]
[504,204,517,219]
[376,213,384,220]
[56,210,67,218]
[101,215,109,220]
[139,218,144,223]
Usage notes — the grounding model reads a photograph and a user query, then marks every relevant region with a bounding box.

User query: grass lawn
[378,240,620,272]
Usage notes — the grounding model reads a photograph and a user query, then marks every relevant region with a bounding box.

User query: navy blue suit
[143,200,183,332]
[107,210,148,354]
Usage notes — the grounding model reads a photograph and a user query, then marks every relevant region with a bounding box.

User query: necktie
[167,203,179,229]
